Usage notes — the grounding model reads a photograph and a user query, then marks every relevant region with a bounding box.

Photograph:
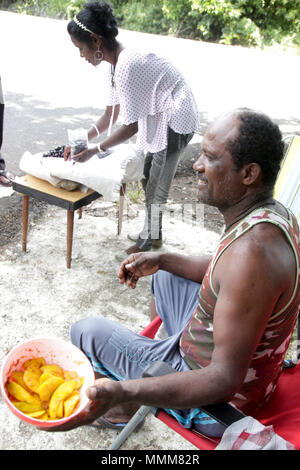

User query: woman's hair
[226,108,284,190]
[67,1,118,51]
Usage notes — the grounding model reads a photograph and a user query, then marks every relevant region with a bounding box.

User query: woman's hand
[37,378,121,432]
[64,145,71,161]
[118,252,161,289]
[71,147,97,163]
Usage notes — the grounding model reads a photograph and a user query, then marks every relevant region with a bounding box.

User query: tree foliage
[160,0,300,46]
[1,0,300,48]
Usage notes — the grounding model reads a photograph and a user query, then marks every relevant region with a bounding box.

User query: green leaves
[1,0,299,48]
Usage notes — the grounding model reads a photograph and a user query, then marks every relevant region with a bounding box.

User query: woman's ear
[242,163,262,186]
[90,33,101,48]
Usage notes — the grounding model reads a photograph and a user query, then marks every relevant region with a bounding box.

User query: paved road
[0,10,299,185]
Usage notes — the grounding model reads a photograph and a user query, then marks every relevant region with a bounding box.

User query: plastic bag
[67,128,88,158]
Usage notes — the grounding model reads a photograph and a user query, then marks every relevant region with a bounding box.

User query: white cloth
[19,143,145,201]
[106,48,200,153]
[215,416,295,450]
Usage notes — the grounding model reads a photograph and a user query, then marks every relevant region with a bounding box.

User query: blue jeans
[136,128,193,250]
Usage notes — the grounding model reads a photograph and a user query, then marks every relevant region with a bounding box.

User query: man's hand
[118,252,161,289]
[37,378,121,432]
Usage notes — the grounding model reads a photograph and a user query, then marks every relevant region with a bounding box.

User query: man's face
[193,113,244,209]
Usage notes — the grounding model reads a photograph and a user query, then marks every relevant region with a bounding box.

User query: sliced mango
[23,366,42,393]
[56,401,64,419]
[64,392,80,418]
[37,412,48,421]
[7,381,41,405]
[38,376,65,402]
[12,401,44,414]
[10,371,32,392]
[27,410,48,418]
[48,379,78,419]
[24,358,46,369]
[74,377,84,389]
[39,372,55,384]
[40,364,64,378]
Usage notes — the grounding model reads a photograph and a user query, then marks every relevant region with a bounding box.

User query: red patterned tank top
[180,205,300,415]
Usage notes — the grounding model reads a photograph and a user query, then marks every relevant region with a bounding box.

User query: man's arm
[118,251,212,288]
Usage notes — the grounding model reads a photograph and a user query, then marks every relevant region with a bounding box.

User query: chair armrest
[142,360,245,427]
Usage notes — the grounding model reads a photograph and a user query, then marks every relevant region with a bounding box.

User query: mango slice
[39,372,55,384]
[38,376,64,402]
[7,381,41,405]
[27,410,48,418]
[40,364,64,378]
[64,392,80,418]
[10,371,32,392]
[24,358,46,369]
[48,379,79,419]
[23,366,42,393]
[12,401,45,413]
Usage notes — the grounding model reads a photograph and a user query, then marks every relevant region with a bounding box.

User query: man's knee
[70,315,103,347]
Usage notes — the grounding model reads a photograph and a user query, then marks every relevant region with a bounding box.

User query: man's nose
[193,154,204,172]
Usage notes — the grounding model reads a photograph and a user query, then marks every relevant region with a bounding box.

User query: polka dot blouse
[105,49,200,153]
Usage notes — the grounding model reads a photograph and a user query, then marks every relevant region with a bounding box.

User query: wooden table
[13,174,101,268]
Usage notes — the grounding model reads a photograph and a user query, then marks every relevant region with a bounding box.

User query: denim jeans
[136,127,194,251]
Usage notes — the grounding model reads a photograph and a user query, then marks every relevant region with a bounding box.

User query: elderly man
[46,108,300,437]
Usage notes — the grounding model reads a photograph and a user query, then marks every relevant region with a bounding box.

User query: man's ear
[242,163,262,186]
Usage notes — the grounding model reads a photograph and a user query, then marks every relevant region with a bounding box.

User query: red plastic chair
[124,316,300,450]
[110,317,300,450]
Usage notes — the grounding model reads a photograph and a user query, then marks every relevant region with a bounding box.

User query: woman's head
[67,1,118,52]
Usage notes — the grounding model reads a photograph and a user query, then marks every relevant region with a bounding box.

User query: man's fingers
[86,386,101,401]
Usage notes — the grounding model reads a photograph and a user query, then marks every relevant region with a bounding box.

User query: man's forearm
[158,253,212,283]
[104,366,234,412]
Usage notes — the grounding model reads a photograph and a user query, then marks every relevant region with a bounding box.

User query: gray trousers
[136,128,193,250]
[70,270,226,437]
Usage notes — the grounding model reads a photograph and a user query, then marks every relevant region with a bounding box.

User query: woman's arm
[88,104,120,141]
[100,121,138,150]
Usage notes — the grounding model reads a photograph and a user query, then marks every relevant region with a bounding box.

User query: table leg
[22,195,29,252]
[67,210,74,269]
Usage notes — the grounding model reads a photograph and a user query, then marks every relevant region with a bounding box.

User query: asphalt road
[0,10,300,191]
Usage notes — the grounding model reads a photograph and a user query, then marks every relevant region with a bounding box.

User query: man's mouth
[197,176,208,186]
